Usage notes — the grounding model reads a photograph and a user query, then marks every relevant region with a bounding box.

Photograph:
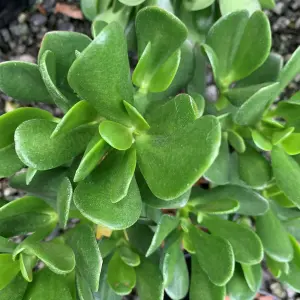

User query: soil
[0,1,300,299]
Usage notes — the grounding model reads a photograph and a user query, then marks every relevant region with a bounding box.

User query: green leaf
[227,264,257,300]
[241,264,262,292]
[195,198,239,214]
[163,237,189,300]
[204,135,230,184]
[189,226,234,286]
[0,108,53,149]
[66,224,102,292]
[256,208,293,262]
[266,254,287,278]
[281,133,300,155]
[24,268,73,300]
[81,0,100,20]
[272,145,300,208]
[234,83,279,126]
[57,177,73,229]
[0,237,16,253]
[190,185,269,216]
[190,255,225,300]
[0,196,56,237]
[0,61,52,104]
[26,167,37,185]
[76,272,94,300]
[92,20,107,38]
[119,246,140,267]
[74,173,141,229]
[51,100,98,138]
[107,251,136,295]
[146,215,180,257]
[68,22,133,126]
[0,274,27,300]
[238,146,272,189]
[0,144,24,178]
[119,0,146,5]
[123,100,150,133]
[99,120,134,150]
[38,31,91,100]
[219,0,261,15]
[183,0,215,11]
[227,130,246,153]
[259,0,275,8]
[15,119,96,170]
[280,260,300,292]
[39,50,70,111]
[137,114,221,199]
[133,7,187,92]
[251,129,272,151]
[0,254,20,290]
[74,137,110,182]
[20,254,36,282]
[135,256,164,300]
[98,238,117,259]
[203,215,263,264]
[272,127,295,145]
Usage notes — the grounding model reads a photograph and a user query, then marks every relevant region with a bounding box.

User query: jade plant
[0,4,300,300]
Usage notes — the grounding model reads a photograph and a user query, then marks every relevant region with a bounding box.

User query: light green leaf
[81,0,100,20]
[135,256,164,300]
[0,254,20,290]
[26,167,37,185]
[0,274,27,300]
[146,215,180,257]
[24,268,73,300]
[107,251,136,295]
[0,144,24,178]
[189,226,234,286]
[15,119,96,170]
[251,129,272,151]
[190,255,225,300]
[219,0,261,15]
[203,215,263,264]
[238,146,272,189]
[0,108,53,149]
[241,264,262,292]
[183,0,215,11]
[234,83,279,126]
[195,198,239,214]
[57,177,73,229]
[227,130,246,153]
[68,22,133,126]
[259,0,275,8]
[272,145,300,208]
[256,207,293,262]
[119,0,146,5]
[99,120,134,150]
[272,127,295,145]
[92,20,107,38]
[0,61,52,104]
[66,224,102,292]
[119,246,140,267]
[282,133,300,155]
[51,100,98,138]
[20,254,36,282]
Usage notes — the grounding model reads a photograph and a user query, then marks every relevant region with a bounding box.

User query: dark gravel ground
[0,1,300,299]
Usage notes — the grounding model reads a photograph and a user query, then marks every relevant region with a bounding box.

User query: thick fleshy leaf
[283,218,300,240]
[183,0,215,11]
[0,237,16,253]
[135,256,164,300]
[190,185,269,216]
[51,100,98,138]
[0,108,53,149]
[119,246,140,267]
[227,264,257,300]
[26,167,37,185]
[238,146,272,189]
[251,129,272,151]
[272,145,300,208]
[227,130,246,153]
[133,7,187,92]
[107,251,136,295]
[234,83,279,126]
[0,144,24,178]
[66,224,102,292]
[15,119,96,170]
[119,0,145,5]
[98,238,117,259]
[146,215,180,257]
[203,215,263,264]
[281,133,300,155]
[57,177,73,229]
[241,264,262,293]
[0,274,27,300]
[74,174,141,229]
[195,198,239,215]
[20,254,36,282]
[68,22,133,126]
[0,196,57,237]
[256,208,293,262]
[259,0,275,8]
[76,272,94,300]
[163,237,189,300]
[280,260,300,292]
[137,114,221,199]
[204,135,230,184]
[0,254,20,290]
[272,127,295,145]
[38,31,91,97]
[74,146,136,206]
[189,226,234,286]
[80,0,100,20]
[190,255,225,300]
[24,268,73,300]
[99,120,134,150]
[0,61,52,104]
[219,0,261,15]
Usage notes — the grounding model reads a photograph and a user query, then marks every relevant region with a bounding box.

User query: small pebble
[30,13,47,27]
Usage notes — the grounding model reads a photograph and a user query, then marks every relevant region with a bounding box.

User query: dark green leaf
[0,237,16,253]
[195,198,239,214]
[0,144,24,178]
[119,246,140,267]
